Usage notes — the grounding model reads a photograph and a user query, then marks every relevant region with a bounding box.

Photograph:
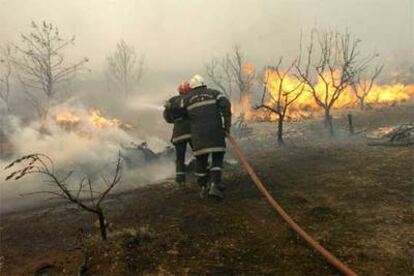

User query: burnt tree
[106,39,145,98]
[4,153,122,241]
[296,29,376,136]
[12,21,88,120]
[256,58,305,145]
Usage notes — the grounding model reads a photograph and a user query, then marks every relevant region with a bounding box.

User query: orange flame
[233,66,414,122]
[88,110,121,128]
[55,109,132,130]
[56,111,81,124]
[243,63,255,76]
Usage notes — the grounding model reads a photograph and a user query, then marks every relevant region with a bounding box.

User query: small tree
[13,21,88,119]
[256,58,305,145]
[351,64,383,110]
[296,29,375,136]
[4,153,122,241]
[106,39,145,98]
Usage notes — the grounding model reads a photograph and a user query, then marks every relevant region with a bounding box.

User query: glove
[164,101,171,109]
[224,124,231,135]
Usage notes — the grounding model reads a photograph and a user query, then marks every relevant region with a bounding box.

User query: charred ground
[0,106,413,275]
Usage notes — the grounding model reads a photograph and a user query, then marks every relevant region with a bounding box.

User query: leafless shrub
[4,152,122,241]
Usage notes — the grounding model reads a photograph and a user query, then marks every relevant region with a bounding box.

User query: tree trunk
[277,116,285,145]
[347,113,354,135]
[324,109,334,137]
[97,210,107,241]
[360,97,365,111]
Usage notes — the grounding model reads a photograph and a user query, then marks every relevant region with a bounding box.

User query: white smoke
[0,105,174,214]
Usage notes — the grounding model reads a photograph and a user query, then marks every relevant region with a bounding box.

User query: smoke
[0,104,174,214]
[1,0,412,74]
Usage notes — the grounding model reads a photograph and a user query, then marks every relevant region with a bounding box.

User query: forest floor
[1,105,413,275]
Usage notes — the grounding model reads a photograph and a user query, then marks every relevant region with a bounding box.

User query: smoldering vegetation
[0,111,174,213]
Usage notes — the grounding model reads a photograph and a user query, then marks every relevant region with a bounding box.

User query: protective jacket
[163,95,191,144]
[183,86,231,156]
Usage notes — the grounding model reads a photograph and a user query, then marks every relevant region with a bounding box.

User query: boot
[176,174,186,189]
[176,181,186,189]
[208,182,224,200]
[197,174,210,199]
[199,183,210,199]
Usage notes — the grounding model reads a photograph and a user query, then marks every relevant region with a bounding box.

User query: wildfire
[88,110,121,128]
[234,65,414,122]
[243,63,255,76]
[56,111,81,125]
[55,109,132,131]
[366,83,414,104]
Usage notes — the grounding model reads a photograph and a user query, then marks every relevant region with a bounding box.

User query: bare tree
[256,58,305,145]
[0,44,13,114]
[205,46,254,104]
[4,153,122,241]
[12,21,88,120]
[351,64,384,110]
[205,57,234,97]
[228,45,255,103]
[106,39,145,98]
[296,29,376,136]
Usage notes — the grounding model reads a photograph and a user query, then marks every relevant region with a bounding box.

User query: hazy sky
[0,0,413,74]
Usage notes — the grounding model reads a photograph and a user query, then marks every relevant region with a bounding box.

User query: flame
[55,111,81,130]
[366,83,414,104]
[88,110,121,128]
[243,63,255,76]
[231,95,256,120]
[55,109,132,131]
[233,66,414,122]
[56,111,81,124]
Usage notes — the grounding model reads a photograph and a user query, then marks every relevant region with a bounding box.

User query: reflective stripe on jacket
[183,86,231,156]
[163,95,191,144]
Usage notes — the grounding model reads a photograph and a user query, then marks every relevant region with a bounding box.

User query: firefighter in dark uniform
[163,81,192,188]
[184,75,231,199]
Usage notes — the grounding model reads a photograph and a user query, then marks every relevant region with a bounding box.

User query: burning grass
[55,108,133,132]
[232,67,414,122]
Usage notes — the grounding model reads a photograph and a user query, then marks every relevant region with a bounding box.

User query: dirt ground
[1,105,413,275]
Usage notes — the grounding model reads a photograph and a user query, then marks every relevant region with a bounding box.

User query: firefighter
[184,74,231,199]
[163,81,192,188]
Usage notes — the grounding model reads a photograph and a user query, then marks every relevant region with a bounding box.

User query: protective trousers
[175,141,190,183]
[195,152,225,187]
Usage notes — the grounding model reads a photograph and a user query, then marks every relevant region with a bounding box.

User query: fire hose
[226,134,357,276]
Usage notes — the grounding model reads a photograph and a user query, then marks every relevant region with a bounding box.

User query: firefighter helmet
[189,74,205,89]
[178,81,191,94]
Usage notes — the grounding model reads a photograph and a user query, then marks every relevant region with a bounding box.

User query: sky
[0,0,413,75]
